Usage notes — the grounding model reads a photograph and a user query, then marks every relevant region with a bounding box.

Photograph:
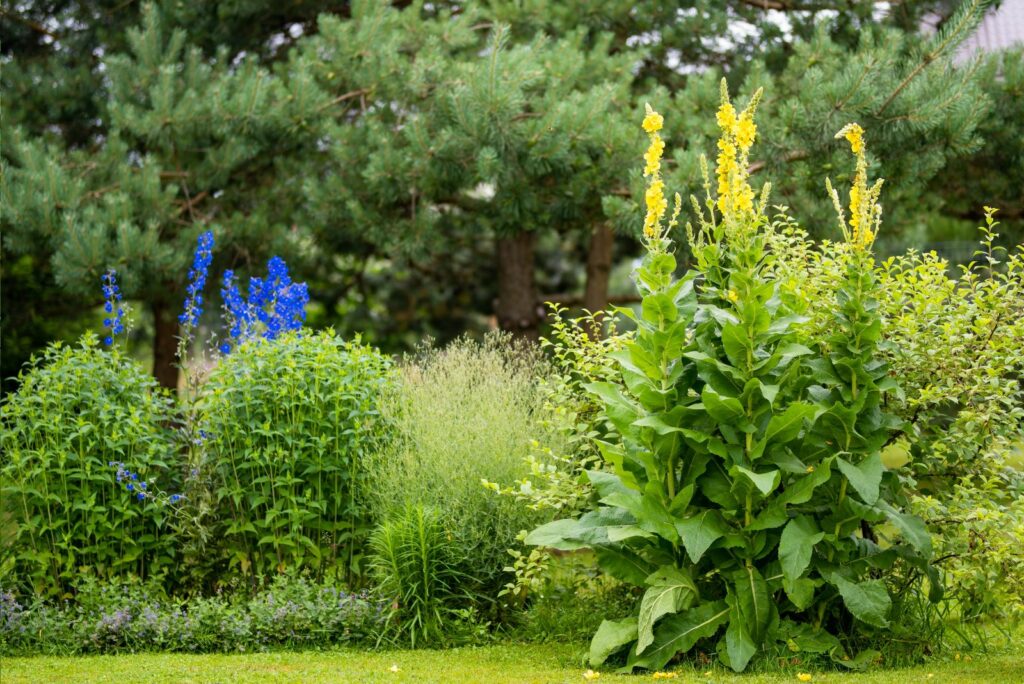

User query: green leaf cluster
[0,334,180,597]
[199,331,392,585]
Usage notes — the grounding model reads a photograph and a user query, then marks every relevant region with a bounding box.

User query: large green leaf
[733,565,771,642]
[778,457,833,505]
[732,466,781,497]
[590,617,639,666]
[595,545,655,586]
[778,515,824,583]
[675,510,729,563]
[624,601,729,672]
[831,574,891,627]
[523,518,588,551]
[602,490,678,542]
[700,387,745,423]
[875,501,932,555]
[724,600,757,672]
[754,402,817,458]
[783,576,816,610]
[587,470,633,499]
[636,566,698,654]
[836,453,883,505]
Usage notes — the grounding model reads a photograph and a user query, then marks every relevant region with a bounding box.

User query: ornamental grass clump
[527,82,935,672]
[199,331,392,586]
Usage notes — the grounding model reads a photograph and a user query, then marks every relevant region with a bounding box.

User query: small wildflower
[797,674,812,682]
[170,494,182,504]
[652,672,679,679]
[583,670,601,680]
[727,289,739,303]
[806,465,815,473]
[389,664,400,673]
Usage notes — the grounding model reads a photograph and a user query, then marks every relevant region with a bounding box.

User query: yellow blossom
[727,289,739,303]
[583,669,601,680]
[644,135,665,177]
[652,672,679,680]
[797,674,812,682]
[734,112,757,151]
[712,81,762,219]
[389,664,400,673]
[643,103,664,133]
[840,122,865,155]
[716,101,737,132]
[806,465,815,473]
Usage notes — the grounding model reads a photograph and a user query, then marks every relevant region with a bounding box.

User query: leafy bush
[368,334,560,615]
[769,201,1024,620]
[199,331,392,585]
[0,334,181,597]
[369,504,470,647]
[0,574,384,655]
[528,91,937,672]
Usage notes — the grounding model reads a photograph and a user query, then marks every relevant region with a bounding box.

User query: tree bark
[496,231,540,341]
[152,300,180,392]
[582,223,614,339]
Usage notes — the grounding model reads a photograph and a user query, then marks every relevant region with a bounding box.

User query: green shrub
[0,334,180,597]
[369,504,470,647]
[199,331,392,586]
[770,202,1024,621]
[368,334,559,607]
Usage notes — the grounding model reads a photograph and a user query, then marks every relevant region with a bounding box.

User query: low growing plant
[369,504,471,647]
[527,87,936,672]
[0,574,384,655]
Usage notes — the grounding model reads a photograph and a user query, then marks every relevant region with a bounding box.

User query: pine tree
[2,5,328,388]
[2,0,1015,383]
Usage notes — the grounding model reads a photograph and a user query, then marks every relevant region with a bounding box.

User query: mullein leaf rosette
[525,85,935,673]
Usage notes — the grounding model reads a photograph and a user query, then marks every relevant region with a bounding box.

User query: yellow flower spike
[643,103,664,133]
[641,104,672,245]
[833,122,881,251]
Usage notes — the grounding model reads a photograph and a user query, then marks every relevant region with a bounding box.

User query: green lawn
[2,644,1022,684]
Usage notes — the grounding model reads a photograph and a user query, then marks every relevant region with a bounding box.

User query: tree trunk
[582,223,614,339]
[496,231,540,341]
[152,301,180,392]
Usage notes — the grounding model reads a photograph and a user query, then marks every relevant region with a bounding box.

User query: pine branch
[877,0,993,115]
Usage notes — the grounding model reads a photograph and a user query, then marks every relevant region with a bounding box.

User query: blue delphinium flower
[179,230,215,332]
[101,270,126,345]
[219,256,308,353]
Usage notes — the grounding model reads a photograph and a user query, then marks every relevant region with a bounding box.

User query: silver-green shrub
[368,334,562,609]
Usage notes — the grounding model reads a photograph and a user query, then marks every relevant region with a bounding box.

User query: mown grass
[2,642,1022,684]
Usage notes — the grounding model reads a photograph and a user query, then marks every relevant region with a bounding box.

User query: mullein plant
[527,83,935,672]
